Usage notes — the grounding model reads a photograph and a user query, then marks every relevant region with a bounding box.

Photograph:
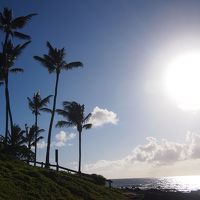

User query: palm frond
[40,95,52,106]
[33,56,55,73]
[40,107,52,114]
[62,101,72,107]
[64,62,83,70]
[46,41,55,54]
[10,68,24,73]
[27,97,35,112]
[32,136,44,146]
[84,113,92,123]
[56,109,69,117]
[36,129,45,134]
[43,54,55,66]
[83,123,92,130]
[18,40,31,50]
[13,41,31,57]
[4,40,30,60]
[13,31,31,40]
[55,120,73,128]
[1,8,12,24]
[11,13,37,29]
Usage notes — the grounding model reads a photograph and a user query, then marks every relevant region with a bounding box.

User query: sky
[1,0,200,178]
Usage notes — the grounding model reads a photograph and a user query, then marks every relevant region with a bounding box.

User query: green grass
[0,155,127,200]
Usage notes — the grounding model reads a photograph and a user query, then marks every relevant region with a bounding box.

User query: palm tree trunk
[4,78,9,145]
[78,130,82,174]
[3,33,9,52]
[45,72,60,168]
[3,32,9,145]
[3,32,14,140]
[25,125,30,164]
[4,76,14,144]
[28,142,31,165]
[34,113,38,166]
[5,77,14,134]
[8,96,14,133]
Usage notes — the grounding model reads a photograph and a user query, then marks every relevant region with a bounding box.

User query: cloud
[130,137,187,165]
[83,132,200,178]
[186,132,200,159]
[89,106,118,127]
[37,131,76,149]
[37,141,47,149]
[55,131,76,147]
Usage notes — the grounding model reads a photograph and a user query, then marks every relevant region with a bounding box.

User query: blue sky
[2,0,200,178]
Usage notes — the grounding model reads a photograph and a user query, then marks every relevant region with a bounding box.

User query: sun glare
[164,51,200,111]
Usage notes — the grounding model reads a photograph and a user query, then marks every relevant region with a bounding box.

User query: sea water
[112,176,200,192]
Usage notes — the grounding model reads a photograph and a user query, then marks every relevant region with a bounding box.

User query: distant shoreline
[122,188,200,200]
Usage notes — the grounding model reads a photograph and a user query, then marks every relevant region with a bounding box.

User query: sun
[164,51,200,111]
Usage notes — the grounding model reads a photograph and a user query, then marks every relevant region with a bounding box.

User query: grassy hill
[0,155,127,200]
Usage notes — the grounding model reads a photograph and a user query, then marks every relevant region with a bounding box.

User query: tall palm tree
[56,101,92,173]
[0,40,30,144]
[27,92,52,165]
[25,124,44,164]
[0,7,36,144]
[34,42,83,168]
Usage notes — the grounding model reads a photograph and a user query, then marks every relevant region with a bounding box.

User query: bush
[90,174,106,185]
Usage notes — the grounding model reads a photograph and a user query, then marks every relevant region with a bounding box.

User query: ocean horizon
[112,175,200,192]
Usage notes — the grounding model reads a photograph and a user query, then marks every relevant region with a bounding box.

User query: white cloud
[187,132,200,159]
[83,132,200,178]
[89,106,118,127]
[130,137,187,165]
[37,131,76,149]
[37,140,47,149]
[55,131,76,147]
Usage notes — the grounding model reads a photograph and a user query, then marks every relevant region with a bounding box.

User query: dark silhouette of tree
[0,7,36,144]
[56,101,92,173]
[25,124,44,164]
[8,124,26,146]
[27,92,52,165]
[34,42,83,168]
[0,7,36,45]
[0,40,30,144]
[6,124,30,159]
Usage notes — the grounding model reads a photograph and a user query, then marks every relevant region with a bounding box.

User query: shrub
[90,174,106,186]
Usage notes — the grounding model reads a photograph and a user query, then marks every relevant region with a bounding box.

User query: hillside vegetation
[0,155,127,200]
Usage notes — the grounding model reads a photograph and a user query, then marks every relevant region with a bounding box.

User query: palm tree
[7,124,29,159]
[25,124,44,164]
[0,7,36,48]
[27,92,52,165]
[0,7,36,144]
[0,40,30,143]
[8,124,26,147]
[56,101,92,173]
[34,42,83,168]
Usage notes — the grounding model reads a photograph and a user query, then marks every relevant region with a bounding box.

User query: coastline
[122,188,200,200]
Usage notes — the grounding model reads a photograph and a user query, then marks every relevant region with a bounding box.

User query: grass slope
[0,156,127,200]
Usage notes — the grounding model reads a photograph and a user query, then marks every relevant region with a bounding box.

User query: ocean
[112,176,200,192]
